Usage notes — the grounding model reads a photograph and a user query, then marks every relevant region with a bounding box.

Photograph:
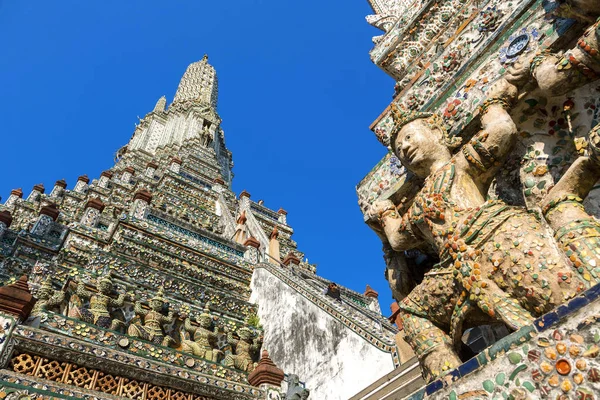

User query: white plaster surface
[250,267,396,400]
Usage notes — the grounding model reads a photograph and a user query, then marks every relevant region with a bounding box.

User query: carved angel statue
[30,277,65,318]
[180,303,224,362]
[127,287,175,347]
[74,273,128,331]
[368,52,600,381]
[223,326,262,372]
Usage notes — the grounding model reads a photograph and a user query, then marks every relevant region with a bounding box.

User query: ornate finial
[41,276,53,291]
[98,271,112,285]
[152,287,166,303]
[200,303,211,318]
[202,54,208,62]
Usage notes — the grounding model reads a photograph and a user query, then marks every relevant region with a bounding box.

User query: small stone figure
[224,326,262,372]
[286,375,310,400]
[30,277,65,317]
[181,304,223,362]
[127,288,175,347]
[201,125,213,147]
[75,273,127,331]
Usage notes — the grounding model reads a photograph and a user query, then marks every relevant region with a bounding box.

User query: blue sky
[0,1,396,308]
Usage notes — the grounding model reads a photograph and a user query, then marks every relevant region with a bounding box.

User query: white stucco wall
[250,267,396,400]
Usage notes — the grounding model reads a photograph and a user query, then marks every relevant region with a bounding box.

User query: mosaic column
[81,198,105,227]
[282,252,300,268]
[131,189,152,219]
[169,156,182,173]
[268,227,280,265]
[31,204,60,236]
[277,208,287,225]
[0,211,13,240]
[145,161,158,178]
[244,236,261,264]
[239,190,251,211]
[74,174,90,193]
[121,166,135,184]
[363,285,382,314]
[212,177,226,194]
[98,170,114,188]
[0,276,35,368]
[3,189,22,208]
[248,350,284,399]
[26,184,45,202]
[49,179,67,199]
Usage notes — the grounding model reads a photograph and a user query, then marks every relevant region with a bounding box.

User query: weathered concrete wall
[250,267,396,400]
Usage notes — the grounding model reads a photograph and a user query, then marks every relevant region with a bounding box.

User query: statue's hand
[505,55,534,89]
[368,200,396,221]
[486,78,518,103]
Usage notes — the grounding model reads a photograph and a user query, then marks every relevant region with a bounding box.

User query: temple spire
[153,96,166,113]
[173,54,218,108]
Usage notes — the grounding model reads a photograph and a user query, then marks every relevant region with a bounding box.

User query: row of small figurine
[31,273,263,372]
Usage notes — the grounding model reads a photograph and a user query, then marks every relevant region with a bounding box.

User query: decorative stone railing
[217,193,237,239]
[12,319,264,399]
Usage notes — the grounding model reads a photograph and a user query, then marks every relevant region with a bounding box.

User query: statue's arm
[506,21,599,97]
[134,301,147,316]
[162,310,175,324]
[367,200,423,252]
[184,317,195,333]
[48,290,65,307]
[460,79,518,184]
[76,282,92,299]
[110,293,127,307]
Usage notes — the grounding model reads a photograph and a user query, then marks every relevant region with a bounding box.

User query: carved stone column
[27,184,45,202]
[244,236,261,264]
[277,208,287,225]
[0,211,13,240]
[50,179,67,199]
[145,161,158,178]
[74,175,90,193]
[121,166,135,183]
[268,227,280,265]
[364,284,382,314]
[81,198,105,227]
[239,190,251,210]
[32,204,59,235]
[98,170,114,188]
[4,189,23,208]
[131,189,152,219]
[170,157,182,173]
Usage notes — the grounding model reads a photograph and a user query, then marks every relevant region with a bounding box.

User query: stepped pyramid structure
[0,55,400,399]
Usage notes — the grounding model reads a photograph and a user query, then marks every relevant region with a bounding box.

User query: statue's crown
[378,104,432,148]
[152,287,166,302]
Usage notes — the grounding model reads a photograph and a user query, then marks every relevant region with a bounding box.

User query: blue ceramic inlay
[425,379,444,395]
[457,356,480,377]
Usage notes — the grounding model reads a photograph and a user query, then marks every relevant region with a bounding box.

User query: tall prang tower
[0,56,400,400]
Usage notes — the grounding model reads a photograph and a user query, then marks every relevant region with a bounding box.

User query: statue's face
[393,119,451,179]
[150,299,163,311]
[198,316,211,328]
